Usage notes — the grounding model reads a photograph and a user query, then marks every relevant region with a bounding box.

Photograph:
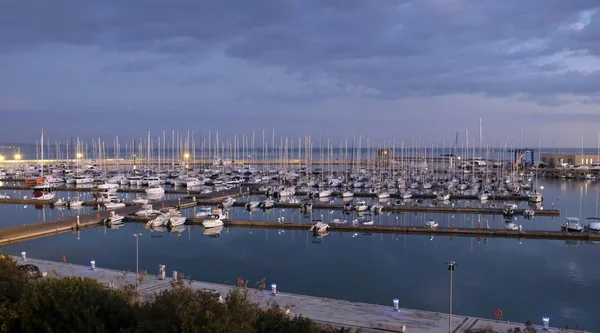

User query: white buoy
[393,298,399,311]
[90,260,96,270]
[542,317,549,330]
[158,265,166,280]
[271,283,277,295]
[21,251,26,260]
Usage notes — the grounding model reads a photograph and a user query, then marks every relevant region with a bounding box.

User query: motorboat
[207,208,228,220]
[145,185,165,195]
[354,200,368,212]
[261,197,275,209]
[370,204,383,214]
[202,216,224,228]
[331,218,347,224]
[528,191,543,203]
[194,207,213,219]
[309,221,329,233]
[53,198,66,206]
[341,190,354,198]
[166,210,186,227]
[147,213,169,228]
[103,211,124,226]
[436,193,450,201]
[504,222,519,230]
[353,217,373,225]
[218,197,235,209]
[425,220,439,228]
[503,202,518,216]
[300,202,313,213]
[105,200,126,209]
[132,198,148,205]
[32,189,55,200]
[562,217,583,232]
[135,204,158,217]
[97,183,119,190]
[0,193,11,199]
[477,192,489,201]
[400,192,412,200]
[585,217,600,232]
[377,191,390,199]
[68,197,83,208]
[245,201,260,210]
[318,189,333,198]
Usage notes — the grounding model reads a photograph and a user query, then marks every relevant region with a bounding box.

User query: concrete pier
[204,200,559,216]
[9,256,584,333]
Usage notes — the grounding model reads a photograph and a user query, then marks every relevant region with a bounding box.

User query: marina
[2,139,600,331]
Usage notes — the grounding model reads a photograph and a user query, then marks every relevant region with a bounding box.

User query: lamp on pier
[542,317,550,330]
[0,155,4,162]
[76,153,83,159]
[14,153,22,160]
[271,283,277,295]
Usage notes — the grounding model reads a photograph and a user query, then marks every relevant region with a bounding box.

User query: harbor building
[540,153,600,168]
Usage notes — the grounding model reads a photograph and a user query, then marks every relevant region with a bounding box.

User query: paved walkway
[12,257,585,333]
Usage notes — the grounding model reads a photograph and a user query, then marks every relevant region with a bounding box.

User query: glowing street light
[14,153,22,160]
[0,155,4,162]
[76,153,83,159]
[184,153,190,159]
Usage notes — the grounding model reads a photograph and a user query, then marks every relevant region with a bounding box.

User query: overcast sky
[0,0,599,147]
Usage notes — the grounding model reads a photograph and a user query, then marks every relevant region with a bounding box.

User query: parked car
[19,264,43,279]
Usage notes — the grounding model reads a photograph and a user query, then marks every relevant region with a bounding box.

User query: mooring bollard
[271,283,277,295]
[21,251,26,260]
[393,298,399,311]
[90,260,96,270]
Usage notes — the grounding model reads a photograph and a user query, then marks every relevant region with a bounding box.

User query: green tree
[17,276,136,333]
[0,255,27,303]
[136,285,255,333]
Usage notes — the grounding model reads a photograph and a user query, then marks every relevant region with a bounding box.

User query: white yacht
[135,204,158,217]
[0,193,12,199]
[425,220,439,228]
[105,200,126,209]
[353,217,373,225]
[194,207,212,219]
[166,210,186,227]
[309,221,329,233]
[562,217,583,232]
[261,197,275,209]
[103,211,125,226]
[377,191,390,199]
[341,190,354,198]
[528,191,543,203]
[436,193,451,201]
[68,197,83,208]
[147,213,169,228]
[331,218,347,224]
[32,189,55,200]
[53,198,66,206]
[69,175,94,185]
[245,201,260,210]
[202,215,224,228]
[354,200,369,212]
[585,218,600,232]
[318,189,333,198]
[145,185,165,195]
[219,197,235,208]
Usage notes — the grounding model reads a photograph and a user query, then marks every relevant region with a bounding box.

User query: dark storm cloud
[0,0,598,104]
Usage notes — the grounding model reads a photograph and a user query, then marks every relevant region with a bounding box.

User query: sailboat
[33,128,55,201]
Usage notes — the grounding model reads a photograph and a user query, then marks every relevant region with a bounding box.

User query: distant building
[540,153,600,168]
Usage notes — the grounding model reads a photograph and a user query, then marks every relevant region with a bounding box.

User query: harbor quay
[11,256,584,333]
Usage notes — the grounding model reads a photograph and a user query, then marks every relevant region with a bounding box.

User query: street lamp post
[134,233,142,289]
[446,261,456,333]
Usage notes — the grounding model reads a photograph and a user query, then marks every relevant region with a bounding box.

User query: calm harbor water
[0,179,599,331]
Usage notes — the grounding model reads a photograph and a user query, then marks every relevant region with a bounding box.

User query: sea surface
[0,179,599,331]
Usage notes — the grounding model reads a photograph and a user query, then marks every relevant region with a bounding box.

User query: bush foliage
[0,256,353,333]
